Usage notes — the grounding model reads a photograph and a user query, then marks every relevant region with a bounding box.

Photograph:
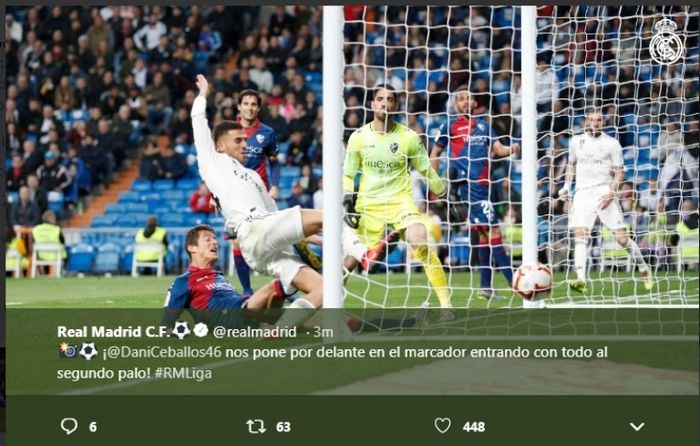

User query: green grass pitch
[6,270,698,308]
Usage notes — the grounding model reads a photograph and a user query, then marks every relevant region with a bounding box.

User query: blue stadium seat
[153,179,175,191]
[131,179,152,192]
[450,236,472,265]
[185,213,208,226]
[140,192,161,202]
[125,202,149,213]
[176,178,200,191]
[66,243,95,273]
[208,215,225,226]
[91,215,117,228]
[121,244,134,274]
[160,214,185,227]
[47,191,64,214]
[162,190,185,201]
[119,191,141,203]
[93,242,122,274]
[105,203,128,214]
[148,203,172,214]
[115,214,139,228]
[7,192,19,204]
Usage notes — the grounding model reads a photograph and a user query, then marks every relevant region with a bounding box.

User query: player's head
[212,120,247,163]
[371,84,398,122]
[584,107,603,137]
[454,86,477,116]
[185,224,218,266]
[237,89,261,123]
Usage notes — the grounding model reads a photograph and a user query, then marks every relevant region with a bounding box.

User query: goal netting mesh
[340,5,699,310]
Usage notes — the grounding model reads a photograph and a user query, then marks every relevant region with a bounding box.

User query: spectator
[32,210,67,266]
[145,71,173,134]
[10,186,41,228]
[139,138,162,180]
[134,216,168,273]
[155,145,188,180]
[77,134,111,185]
[112,104,139,151]
[249,57,274,93]
[26,174,48,214]
[170,107,194,145]
[86,14,114,55]
[287,181,313,209]
[231,68,258,93]
[134,12,167,52]
[6,225,29,277]
[62,145,92,196]
[7,154,29,192]
[313,178,323,210]
[297,164,318,196]
[189,183,214,214]
[36,151,72,194]
[96,118,124,169]
[149,35,172,64]
[53,75,76,111]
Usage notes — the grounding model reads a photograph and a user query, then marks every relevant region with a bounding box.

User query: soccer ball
[513,263,552,300]
[173,321,191,340]
[79,342,98,360]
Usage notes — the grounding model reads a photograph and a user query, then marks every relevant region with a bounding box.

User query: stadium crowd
[4,5,699,275]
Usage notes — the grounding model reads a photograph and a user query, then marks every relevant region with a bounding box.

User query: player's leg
[404,221,452,309]
[245,279,287,310]
[485,224,513,286]
[475,229,494,297]
[569,192,596,292]
[343,214,397,274]
[231,238,254,297]
[603,204,653,290]
[300,208,323,237]
[274,265,323,328]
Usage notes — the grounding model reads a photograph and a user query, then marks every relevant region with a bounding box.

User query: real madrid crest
[389,142,399,153]
[650,19,684,65]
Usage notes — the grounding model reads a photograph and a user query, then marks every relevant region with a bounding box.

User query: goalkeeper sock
[274,297,317,328]
[477,245,493,289]
[342,224,368,262]
[234,249,253,295]
[574,239,587,281]
[623,239,648,272]
[415,245,452,308]
[490,237,513,286]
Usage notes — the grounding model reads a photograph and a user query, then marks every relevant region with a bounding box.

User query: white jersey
[569,131,624,192]
[191,96,277,230]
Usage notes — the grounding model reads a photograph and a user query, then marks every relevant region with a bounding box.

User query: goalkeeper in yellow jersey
[343,84,453,314]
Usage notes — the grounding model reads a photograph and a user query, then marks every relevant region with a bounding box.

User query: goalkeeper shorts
[356,199,422,247]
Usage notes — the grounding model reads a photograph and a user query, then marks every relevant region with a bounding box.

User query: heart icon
[434,417,451,434]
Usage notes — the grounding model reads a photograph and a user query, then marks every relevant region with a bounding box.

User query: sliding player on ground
[193,75,384,325]
[343,84,453,314]
[559,108,653,293]
[430,87,520,300]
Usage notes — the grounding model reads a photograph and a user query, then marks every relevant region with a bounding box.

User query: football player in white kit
[191,75,385,327]
[559,108,653,293]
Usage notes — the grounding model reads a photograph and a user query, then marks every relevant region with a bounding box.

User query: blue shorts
[468,200,499,227]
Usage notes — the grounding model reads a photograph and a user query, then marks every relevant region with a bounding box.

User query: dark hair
[212,120,243,145]
[185,225,216,259]
[585,106,602,117]
[238,89,261,107]
[372,83,397,101]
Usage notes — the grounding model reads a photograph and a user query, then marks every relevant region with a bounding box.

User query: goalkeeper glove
[343,193,360,229]
[447,186,468,225]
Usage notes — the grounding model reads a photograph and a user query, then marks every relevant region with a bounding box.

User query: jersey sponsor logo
[389,142,399,153]
[363,159,403,171]
[205,280,236,292]
[464,135,488,144]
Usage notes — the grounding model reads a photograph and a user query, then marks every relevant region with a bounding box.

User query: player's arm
[160,278,190,329]
[429,144,443,172]
[342,132,362,228]
[411,135,446,198]
[600,142,625,210]
[558,137,578,199]
[492,139,520,158]
[191,75,217,174]
[430,121,449,172]
[267,130,281,200]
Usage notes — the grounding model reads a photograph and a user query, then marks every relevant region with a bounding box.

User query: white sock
[275,298,317,328]
[342,224,368,262]
[623,239,648,272]
[574,239,587,281]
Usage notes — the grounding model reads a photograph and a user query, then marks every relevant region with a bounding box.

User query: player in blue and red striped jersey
[231,89,281,297]
[430,87,520,300]
[162,224,287,329]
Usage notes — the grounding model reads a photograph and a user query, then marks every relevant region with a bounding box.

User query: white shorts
[236,206,307,294]
[569,185,626,231]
